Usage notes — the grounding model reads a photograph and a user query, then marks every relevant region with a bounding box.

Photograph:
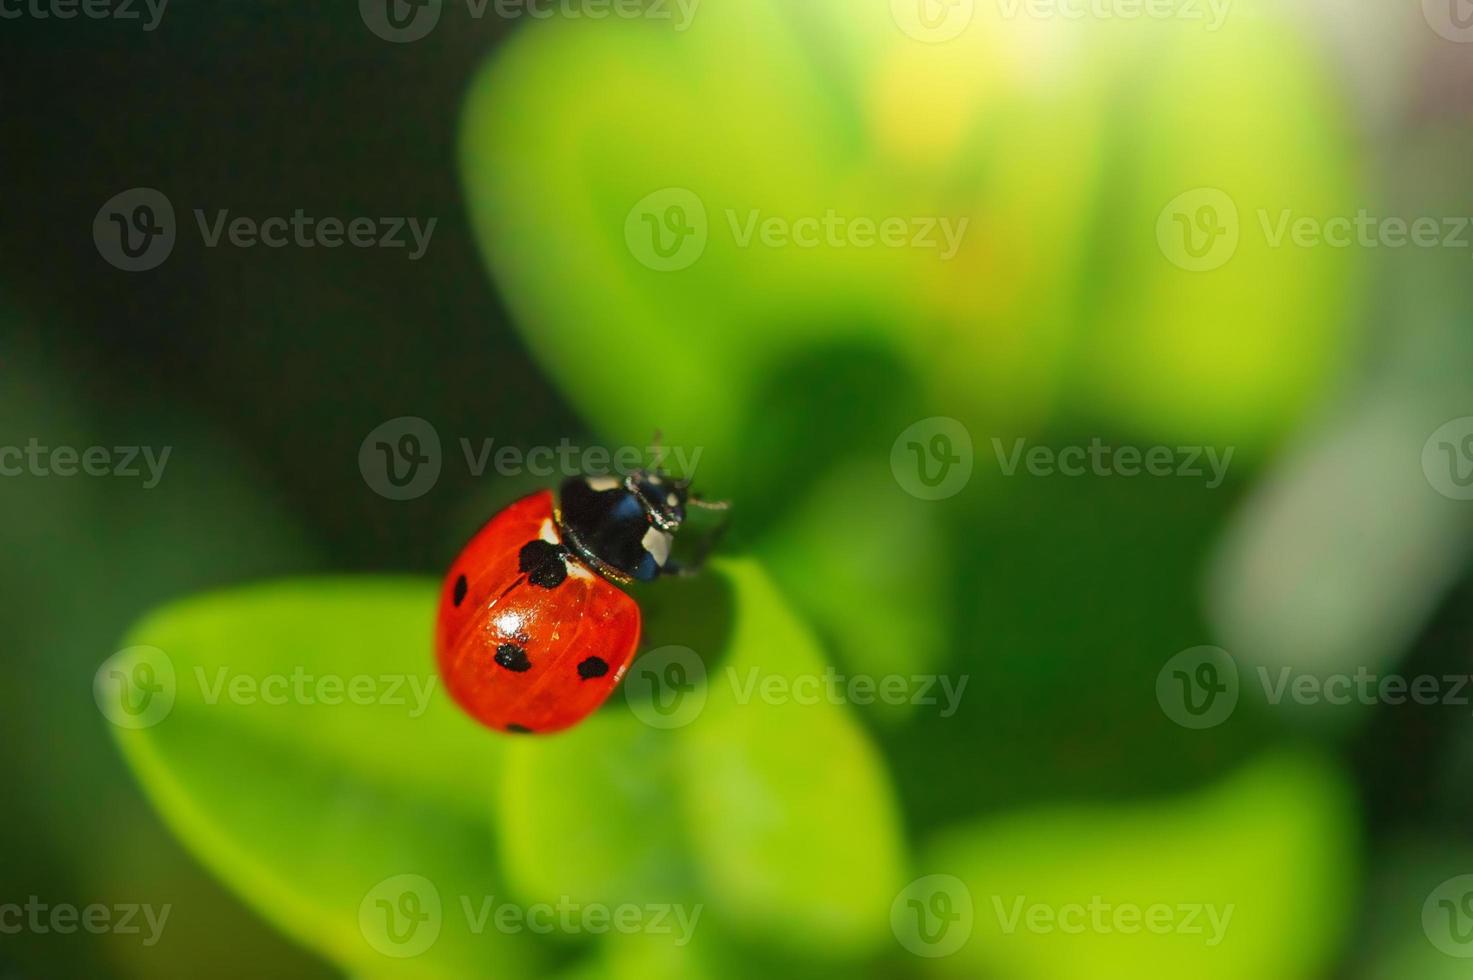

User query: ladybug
[436,470,726,734]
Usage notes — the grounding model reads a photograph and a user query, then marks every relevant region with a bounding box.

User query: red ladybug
[436,471,725,734]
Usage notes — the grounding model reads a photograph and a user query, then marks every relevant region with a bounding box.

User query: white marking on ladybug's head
[641,525,672,567]
[539,518,560,544]
[566,561,595,580]
[666,492,679,507]
[586,475,621,492]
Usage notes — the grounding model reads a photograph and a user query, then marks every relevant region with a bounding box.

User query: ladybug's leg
[686,495,730,511]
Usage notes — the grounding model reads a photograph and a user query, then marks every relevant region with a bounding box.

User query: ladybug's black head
[556,470,689,583]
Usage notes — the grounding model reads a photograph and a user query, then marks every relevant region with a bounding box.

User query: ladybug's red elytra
[435,470,726,734]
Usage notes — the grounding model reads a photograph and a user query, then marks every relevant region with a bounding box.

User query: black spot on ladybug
[519,539,568,589]
[577,656,609,680]
[495,643,532,672]
[452,574,467,607]
[506,723,532,734]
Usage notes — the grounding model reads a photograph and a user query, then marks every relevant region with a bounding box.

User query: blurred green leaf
[921,751,1358,980]
[460,0,1355,482]
[756,461,948,722]
[679,558,907,954]
[1351,839,1473,980]
[500,558,906,958]
[113,579,539,980]
[498,709,692,911]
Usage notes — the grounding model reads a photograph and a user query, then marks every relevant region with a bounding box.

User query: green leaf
[920,751,1357,979]
[756,461,948,721]
[112,578,541,980]
[495,558,906,959]
[498,709,692,912]
[678,559,907,954]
